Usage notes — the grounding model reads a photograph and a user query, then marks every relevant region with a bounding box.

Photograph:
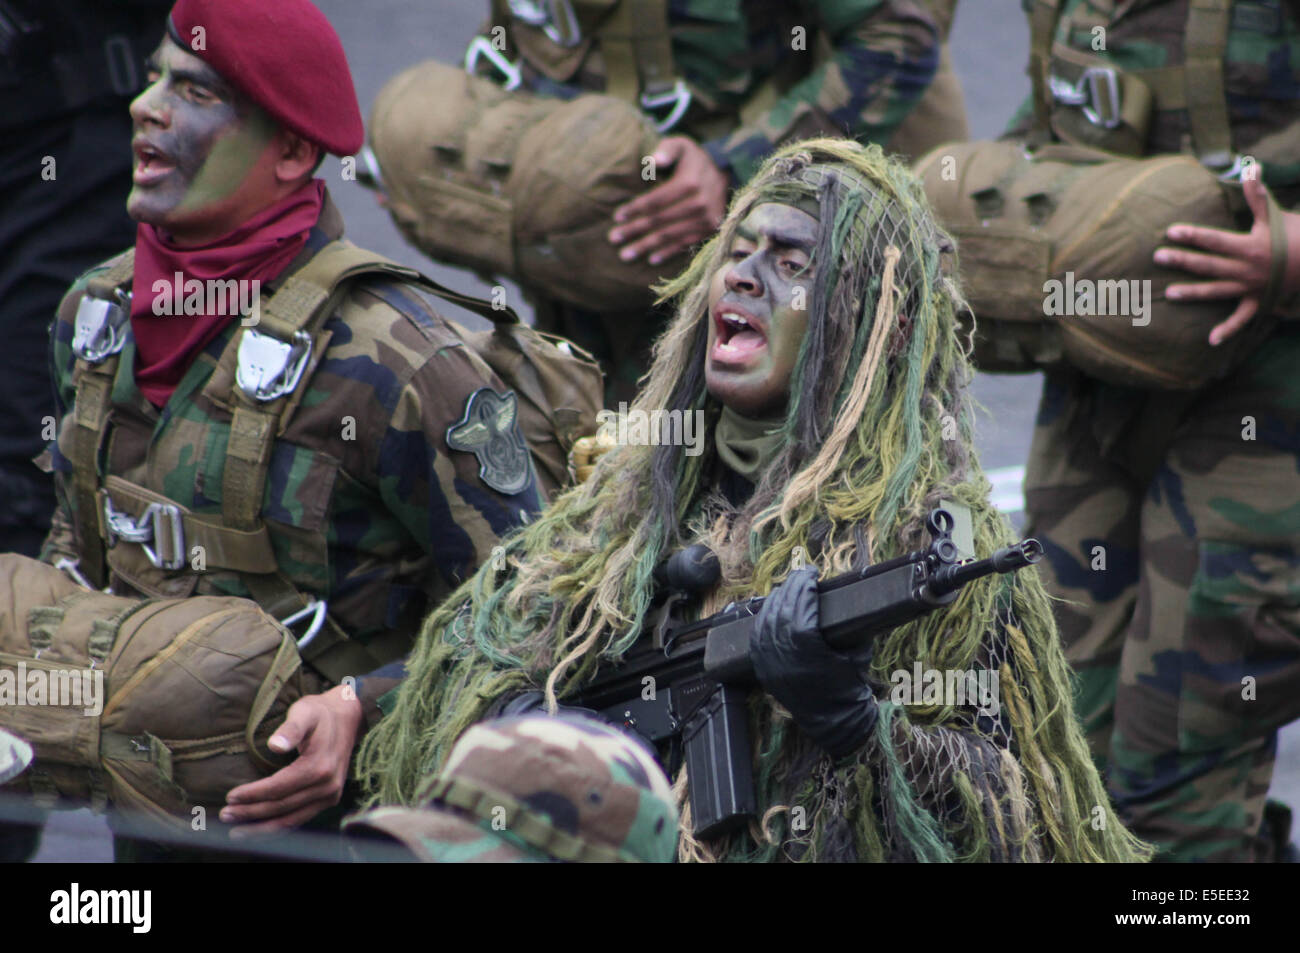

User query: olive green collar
[714,405,785,483]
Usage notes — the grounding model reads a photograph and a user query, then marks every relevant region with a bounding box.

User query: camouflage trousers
[1024,325,1300,862]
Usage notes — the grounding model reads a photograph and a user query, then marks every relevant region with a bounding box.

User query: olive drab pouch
[457,322,604,497]
[916,139,1277,390]
[367,59,677,312]
[0,554,325,829]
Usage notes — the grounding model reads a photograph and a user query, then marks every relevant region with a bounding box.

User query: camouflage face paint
[127,36,277,231]
[704,203,818,416]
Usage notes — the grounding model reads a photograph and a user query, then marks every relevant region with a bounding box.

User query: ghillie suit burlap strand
[356,138,1152,863]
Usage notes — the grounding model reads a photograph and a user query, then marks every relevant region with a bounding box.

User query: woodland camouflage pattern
[39,193,540,685]
[1017,0,1300,860]
[345,715,678,862]
[499,0,953,186]
[1009,0,1300,199]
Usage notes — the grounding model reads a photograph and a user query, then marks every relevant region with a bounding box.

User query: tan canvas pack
[370,60,671,312]
[916,139,1276,390]
[0,554,325,827]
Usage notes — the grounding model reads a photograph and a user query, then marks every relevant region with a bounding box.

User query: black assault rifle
[574,509,1043,838]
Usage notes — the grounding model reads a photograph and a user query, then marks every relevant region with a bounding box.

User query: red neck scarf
[130,179,326,407]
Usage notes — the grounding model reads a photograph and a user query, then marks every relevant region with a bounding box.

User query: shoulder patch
[446,388,531,495]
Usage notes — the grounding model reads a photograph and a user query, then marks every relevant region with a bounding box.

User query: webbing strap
[69,372,113,587]
[1028,0,1063,145]
[100,731,174,784]
[99,475,280,574]
[244,632,303,773]
[599,0,676,103]
[1261,185,1290,316]
[1184,0,1234,168]
[422,774,637,863]
[67,252,136,588]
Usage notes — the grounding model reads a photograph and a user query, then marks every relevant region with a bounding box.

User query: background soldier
[16,0,542,859]
[954,0,1300,861]
[367,0,968,403]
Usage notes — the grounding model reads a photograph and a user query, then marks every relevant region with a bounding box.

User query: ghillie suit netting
[356,138,1151,863]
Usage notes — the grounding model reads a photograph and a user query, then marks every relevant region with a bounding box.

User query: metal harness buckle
[103,498,186,571]
[236,329,312,402]
[1050,66,1122,130]
[508,0,582,47]
[282,600,329,651]
[640,79,692,133]
[465,35,523,91]
[71,290,132,363]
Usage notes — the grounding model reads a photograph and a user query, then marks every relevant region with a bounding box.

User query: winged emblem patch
[445,388,531,495]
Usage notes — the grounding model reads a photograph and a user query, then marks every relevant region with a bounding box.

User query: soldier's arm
[222,332,543,833]
[702,0,942,185]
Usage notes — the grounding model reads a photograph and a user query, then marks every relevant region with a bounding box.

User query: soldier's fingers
[1154,245,1256,282]
[1164,223,1252,257]
[222,777,342,826]
[265,697,324,755]
[226,797,336,838]
[1165,279,1250,302]
[1209,297,1259,346]
[626,218,709,263]
[612,138,690,223]
[224,768,308,808]
[1241,174,1273,225]
[610,184,695,244]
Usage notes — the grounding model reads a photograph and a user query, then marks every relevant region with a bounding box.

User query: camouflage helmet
[345,714,678,862]
[0,728,33,786]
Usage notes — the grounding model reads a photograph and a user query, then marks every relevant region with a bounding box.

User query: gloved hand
[749,566,879,760]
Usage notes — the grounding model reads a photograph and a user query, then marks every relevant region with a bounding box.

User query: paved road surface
[29,0,1297,861]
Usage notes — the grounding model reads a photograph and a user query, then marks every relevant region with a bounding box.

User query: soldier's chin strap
[417,774,640,863]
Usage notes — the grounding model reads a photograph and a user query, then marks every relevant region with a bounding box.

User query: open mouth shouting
[711,303,768,368]
[132,138,178,186]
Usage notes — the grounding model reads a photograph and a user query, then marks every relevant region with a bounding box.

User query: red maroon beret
[167,0,364,157]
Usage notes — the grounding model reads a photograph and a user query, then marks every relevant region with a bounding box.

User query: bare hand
[1156,174,1300,345]
[608,136,728,266]
[220,685,363,837]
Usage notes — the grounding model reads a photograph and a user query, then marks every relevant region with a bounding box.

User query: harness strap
[599,0,675,103]
[99,475,279,574]
[1184,0,1234,169]
[1027,0,1062,147]
[67,252,136,588]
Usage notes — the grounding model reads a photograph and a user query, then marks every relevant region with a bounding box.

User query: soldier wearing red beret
[14,0,548,860]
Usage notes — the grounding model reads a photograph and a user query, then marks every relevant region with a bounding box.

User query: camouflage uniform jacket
[1011,0,1300,199]
[498,0,948,184]
[39,191,542,700]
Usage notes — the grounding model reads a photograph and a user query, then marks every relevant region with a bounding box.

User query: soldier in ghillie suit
[17,0,542,856]
[366,0,968,403]
[356,138,1150,862]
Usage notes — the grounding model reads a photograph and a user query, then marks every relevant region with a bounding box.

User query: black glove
[749,566,879,760]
